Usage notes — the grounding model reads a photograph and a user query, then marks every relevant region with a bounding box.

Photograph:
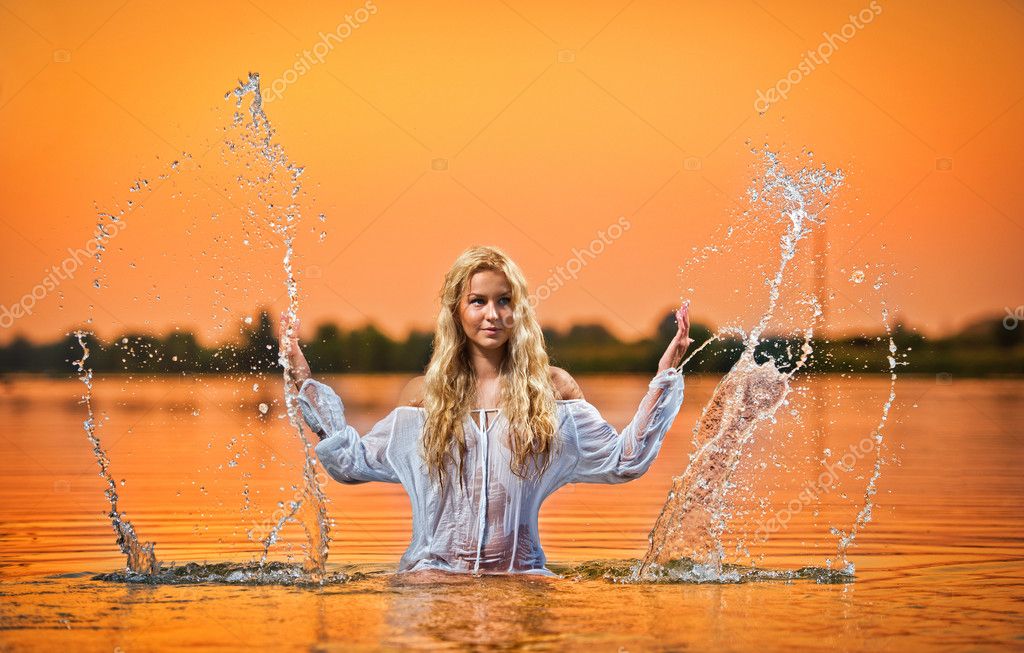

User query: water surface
[0,373,1021,650]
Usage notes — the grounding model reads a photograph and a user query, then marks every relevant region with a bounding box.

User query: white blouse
[297,367,684,576]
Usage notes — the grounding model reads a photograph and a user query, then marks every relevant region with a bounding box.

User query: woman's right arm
[298,378,401,485]
[281,314,400,484]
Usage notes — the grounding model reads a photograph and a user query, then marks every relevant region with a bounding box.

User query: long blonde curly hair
[421,245,559,487]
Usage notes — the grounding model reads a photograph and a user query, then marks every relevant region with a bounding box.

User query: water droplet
[258,403,269,414]
[849,270,865,284]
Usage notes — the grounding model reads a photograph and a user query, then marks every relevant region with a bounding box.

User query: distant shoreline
[2,309,1021,378]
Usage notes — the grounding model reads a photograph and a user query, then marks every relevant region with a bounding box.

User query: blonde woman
[282,245,691,576]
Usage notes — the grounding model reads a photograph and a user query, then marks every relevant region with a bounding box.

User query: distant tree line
[0,308,1021,376]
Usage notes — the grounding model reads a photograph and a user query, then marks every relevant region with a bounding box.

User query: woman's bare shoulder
[398,375,426,407]
[549,366,584,400]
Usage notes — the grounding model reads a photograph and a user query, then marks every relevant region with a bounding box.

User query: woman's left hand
[657,302,693,373]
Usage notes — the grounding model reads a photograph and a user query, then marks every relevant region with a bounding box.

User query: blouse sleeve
[568,367,685,484]
[297,378,400,485]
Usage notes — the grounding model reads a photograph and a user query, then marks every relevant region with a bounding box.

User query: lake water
[1,373,1021,651]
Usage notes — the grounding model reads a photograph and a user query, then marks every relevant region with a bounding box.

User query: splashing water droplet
[636,147,884,583]
[73,333,158,575]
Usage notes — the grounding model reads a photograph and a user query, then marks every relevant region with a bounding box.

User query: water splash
[830,303,898,573]
[74,71,330,581]
[637,148,858,580]
[225,72,331,579]
[556,558,853,585]
[640,352,792,577]
[73,331,158,574]
[94,561,358,586]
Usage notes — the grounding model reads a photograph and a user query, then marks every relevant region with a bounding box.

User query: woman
[282,245,692,576]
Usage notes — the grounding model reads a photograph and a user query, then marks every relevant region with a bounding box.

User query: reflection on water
[1,374,1023,649]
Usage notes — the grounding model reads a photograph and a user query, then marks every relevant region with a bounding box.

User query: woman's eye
[469,297,510,306]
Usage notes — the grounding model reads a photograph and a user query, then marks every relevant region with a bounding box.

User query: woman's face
[459,269,513,352]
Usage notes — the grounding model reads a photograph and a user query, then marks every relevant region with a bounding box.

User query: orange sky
[1,0,1022,346]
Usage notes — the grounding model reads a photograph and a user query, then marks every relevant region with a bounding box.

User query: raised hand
[279,312,311,388]
[657,302,694,373]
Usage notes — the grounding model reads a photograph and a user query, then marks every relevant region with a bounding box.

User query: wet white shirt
[297,367,684,576]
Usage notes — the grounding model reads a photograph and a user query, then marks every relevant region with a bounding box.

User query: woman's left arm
[568,303,692,484]
[657,302,693,374]
[568,368,685,484]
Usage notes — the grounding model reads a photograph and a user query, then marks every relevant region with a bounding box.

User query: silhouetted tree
[240,310,278,372]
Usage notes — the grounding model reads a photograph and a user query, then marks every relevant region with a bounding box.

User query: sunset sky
[1,0,1021,346]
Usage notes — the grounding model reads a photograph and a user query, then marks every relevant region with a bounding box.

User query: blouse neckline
[403,399,584,412]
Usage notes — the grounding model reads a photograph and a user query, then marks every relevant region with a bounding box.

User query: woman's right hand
[279,312,311,387]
